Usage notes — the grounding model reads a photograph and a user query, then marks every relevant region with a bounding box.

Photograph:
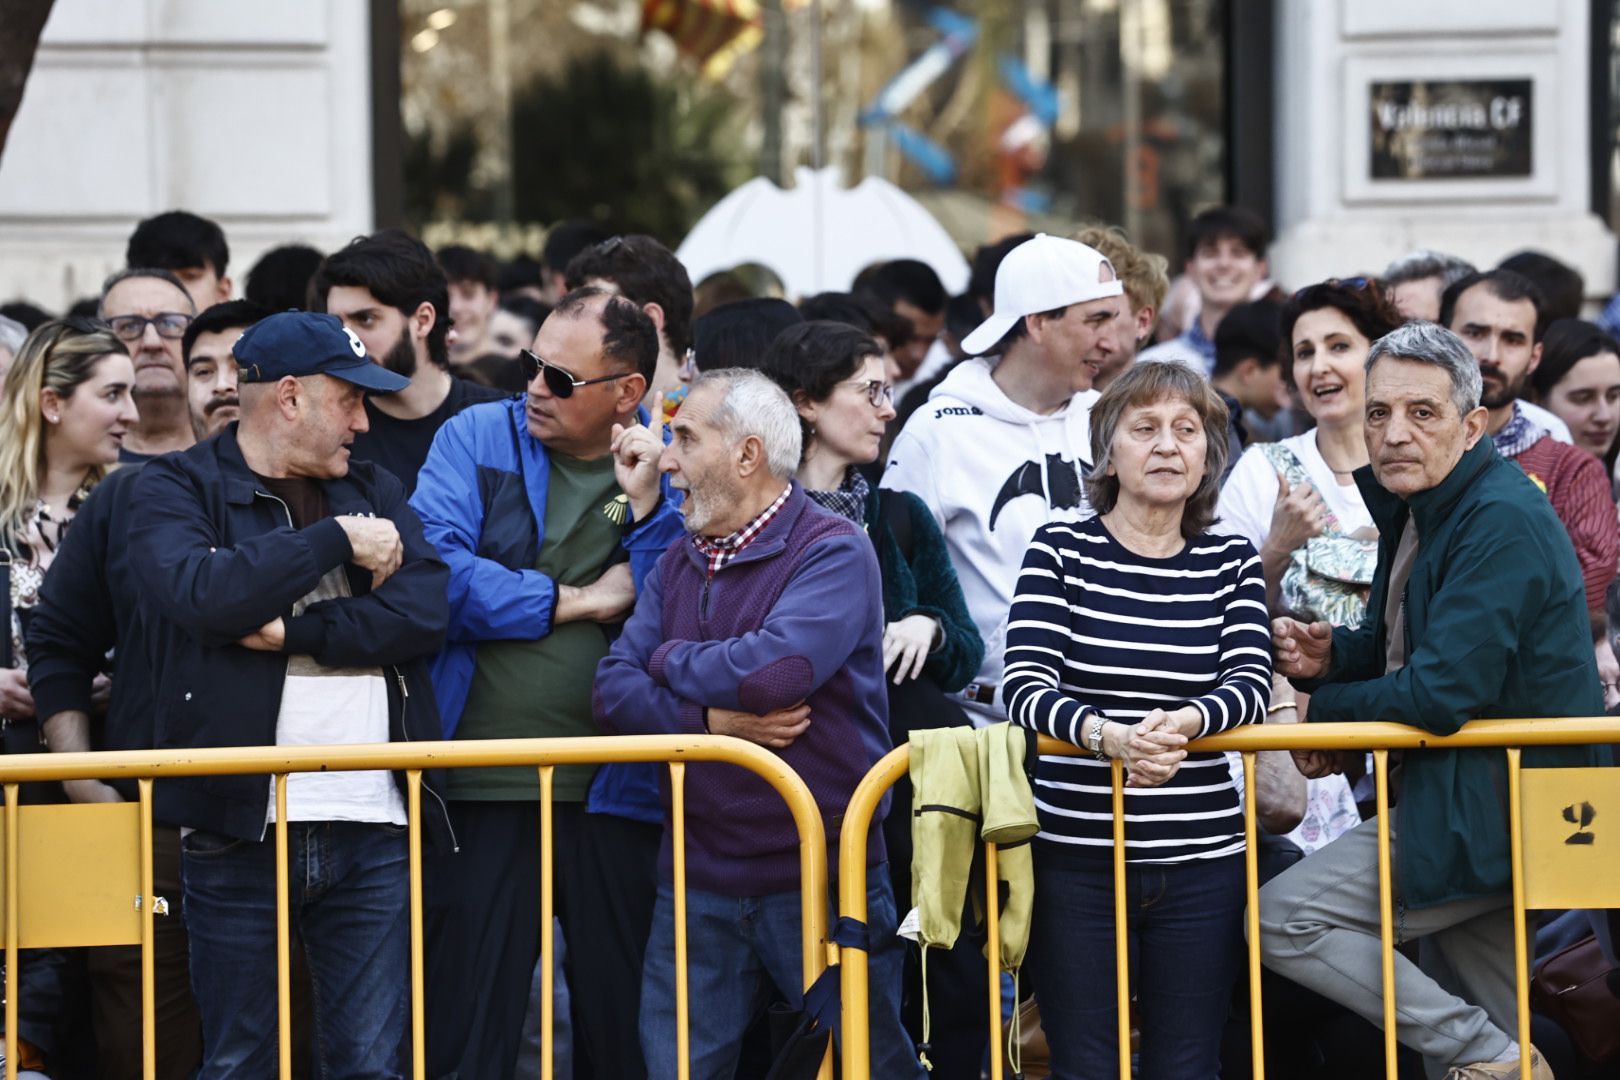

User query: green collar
[1352,438,1498,537]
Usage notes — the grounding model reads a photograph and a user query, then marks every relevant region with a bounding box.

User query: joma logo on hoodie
[989,455,1087,531]
[933,406,983,418]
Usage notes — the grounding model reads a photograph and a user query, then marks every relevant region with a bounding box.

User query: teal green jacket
[1300,439,1602,908]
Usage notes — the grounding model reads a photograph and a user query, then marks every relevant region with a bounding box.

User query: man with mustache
[312,229,506,494]
[1441,269,1616,639]
[99,267,199,461]
[1265,321,1601,1080]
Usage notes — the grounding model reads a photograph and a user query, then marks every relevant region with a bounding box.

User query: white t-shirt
[1216,430,1376,554]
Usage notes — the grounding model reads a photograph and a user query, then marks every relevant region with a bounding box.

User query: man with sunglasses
[99,267,198,461]
[411,286,684,1080]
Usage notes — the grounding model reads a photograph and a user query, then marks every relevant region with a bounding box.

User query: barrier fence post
[670,763,690,1080]
[539,766,555,1080]
[1506,748,1531,1080]
[137,778,156,1080]
[984,841,1002,1080]
[407,770,425,1080]
[1373,750,1397,1079]
[1111,760,1130,1080]
[275,774,292,1080]
[5,782,18,1080]
[1241,752,1264,1080]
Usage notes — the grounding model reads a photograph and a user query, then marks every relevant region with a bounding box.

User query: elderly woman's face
[1107,396,1208,510]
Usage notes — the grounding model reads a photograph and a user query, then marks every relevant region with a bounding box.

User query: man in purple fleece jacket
[594,368,924,1079]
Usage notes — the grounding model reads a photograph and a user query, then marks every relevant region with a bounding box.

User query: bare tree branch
[0,0,57,165]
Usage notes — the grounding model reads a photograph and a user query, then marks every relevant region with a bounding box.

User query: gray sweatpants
[1255,813,1519,1076]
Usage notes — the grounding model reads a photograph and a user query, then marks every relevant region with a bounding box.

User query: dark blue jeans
[1028,848,1246,1080]
[639,870,925,1080]
[182,822,408,1079]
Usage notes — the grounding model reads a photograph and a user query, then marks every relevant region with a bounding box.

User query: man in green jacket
[1263,321,1600,1080]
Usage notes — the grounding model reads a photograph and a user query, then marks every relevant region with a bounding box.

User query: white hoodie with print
[880,357,1098,722]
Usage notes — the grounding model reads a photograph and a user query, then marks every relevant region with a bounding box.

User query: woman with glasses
[0,317,137,1075]
[757,319,988,1074]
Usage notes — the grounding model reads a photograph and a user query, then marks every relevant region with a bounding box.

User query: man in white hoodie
[882,233,1127,722]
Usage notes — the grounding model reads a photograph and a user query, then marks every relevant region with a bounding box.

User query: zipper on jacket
[699,576,711,622]
[395,667,459,853]
[255,491,298,843]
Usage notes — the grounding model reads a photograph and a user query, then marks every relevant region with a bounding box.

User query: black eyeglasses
[106,312,192,342]
[520,349,631,398]
[854,379,895,408]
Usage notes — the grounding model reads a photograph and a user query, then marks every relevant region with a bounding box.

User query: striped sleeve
[1186,547,1272,737]
[1004,531,1100,746]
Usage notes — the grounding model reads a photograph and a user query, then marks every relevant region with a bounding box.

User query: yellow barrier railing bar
[0,734,830,1080]
[671,762,690,1080]
[275,774,291,1080]
[983,839,1001,1080]
[1506,747,1531,1080]
[407,770,425,1080]
[1111,759,1130,1079]
[1373,749,1397,1078]
[538,765,555,1080]
[5,782,17,1080]
[138,777,156,1080]
[1242,751,1264,1080]
[837,717,1620,1080]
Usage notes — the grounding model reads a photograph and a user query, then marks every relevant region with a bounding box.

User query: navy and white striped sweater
[1003,516,1271,863]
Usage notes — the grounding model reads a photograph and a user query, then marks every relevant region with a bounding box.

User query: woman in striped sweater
[1004,360,1271,1079]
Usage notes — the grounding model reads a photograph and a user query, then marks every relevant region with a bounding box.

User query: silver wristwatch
[1085,715,1108,760]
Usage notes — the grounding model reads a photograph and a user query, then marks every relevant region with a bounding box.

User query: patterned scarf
[804,467,870,526]
[1492,402,1546,460]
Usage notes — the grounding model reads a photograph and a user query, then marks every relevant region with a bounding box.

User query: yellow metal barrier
[0,734,835,1080]
[836,717,1620,1080]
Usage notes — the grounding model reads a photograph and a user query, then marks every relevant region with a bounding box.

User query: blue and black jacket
[409,397,684,824]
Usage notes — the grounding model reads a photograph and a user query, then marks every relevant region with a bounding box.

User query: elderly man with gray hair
[594,368,922,1079]
[1264,321,1602,1080]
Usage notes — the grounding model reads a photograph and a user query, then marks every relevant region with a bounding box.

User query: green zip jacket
[1299,438,1603,909]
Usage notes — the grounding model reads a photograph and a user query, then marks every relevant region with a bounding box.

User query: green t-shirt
[449,452,628,802]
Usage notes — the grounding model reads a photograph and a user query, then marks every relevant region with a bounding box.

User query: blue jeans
[182,822,409,1079]
[1028,849,1246,1080]
[639,869,925,1080]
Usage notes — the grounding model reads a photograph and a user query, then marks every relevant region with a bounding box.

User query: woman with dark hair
[1531,318,1620,479]
[1217,278,1403,626]
[1004,360,1269,1079]
[758,319,987,1075]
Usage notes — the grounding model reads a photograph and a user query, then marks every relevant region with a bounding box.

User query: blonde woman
[0,317,137,750]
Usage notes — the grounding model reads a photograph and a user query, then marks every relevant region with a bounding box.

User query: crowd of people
[0,204,1614,1080]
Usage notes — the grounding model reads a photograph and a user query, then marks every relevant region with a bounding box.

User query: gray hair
[0,315,24,357]
[1365,321,1482,417]
[98,267,196,315]
[1382,249,1476,291]
[690,368,803,480]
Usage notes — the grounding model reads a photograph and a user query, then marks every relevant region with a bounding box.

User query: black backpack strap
[878,489,914,563]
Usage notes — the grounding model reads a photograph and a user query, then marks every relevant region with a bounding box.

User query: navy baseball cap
[233,311,410,393]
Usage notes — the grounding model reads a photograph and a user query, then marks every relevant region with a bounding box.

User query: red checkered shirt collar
[691,484,792,577]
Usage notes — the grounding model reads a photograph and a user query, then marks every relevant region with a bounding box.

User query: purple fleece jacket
[593,483,891,897]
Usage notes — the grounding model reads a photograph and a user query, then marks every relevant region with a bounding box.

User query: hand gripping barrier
[0,734,836,1080]
[835,717,1620,1080]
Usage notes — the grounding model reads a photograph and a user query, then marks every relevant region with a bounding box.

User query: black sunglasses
[519,349,631,399]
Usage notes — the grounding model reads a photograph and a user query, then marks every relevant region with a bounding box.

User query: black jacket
[127,427,453,845]
[27,465,150,799]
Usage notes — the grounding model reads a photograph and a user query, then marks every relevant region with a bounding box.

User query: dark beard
[1479,367,1526,410]
[381,328,417,379]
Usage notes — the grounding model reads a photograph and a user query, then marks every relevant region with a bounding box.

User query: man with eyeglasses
[99,267,198,461]
[411,286,684,1080]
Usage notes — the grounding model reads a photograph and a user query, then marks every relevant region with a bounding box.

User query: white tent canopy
[676,166,970,299]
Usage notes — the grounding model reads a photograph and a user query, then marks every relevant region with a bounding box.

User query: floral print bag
[1259,443,1379,630]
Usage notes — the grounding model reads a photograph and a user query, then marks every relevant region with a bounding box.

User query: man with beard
[23,300,267,1078]
[100,267,199,460]
[312,229,505,493]
[1442,269,1616,638]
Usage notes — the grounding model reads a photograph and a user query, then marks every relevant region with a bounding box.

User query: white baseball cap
[961,233,1125,356]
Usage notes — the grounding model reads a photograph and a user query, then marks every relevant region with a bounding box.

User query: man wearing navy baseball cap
[127,308,454,1076]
